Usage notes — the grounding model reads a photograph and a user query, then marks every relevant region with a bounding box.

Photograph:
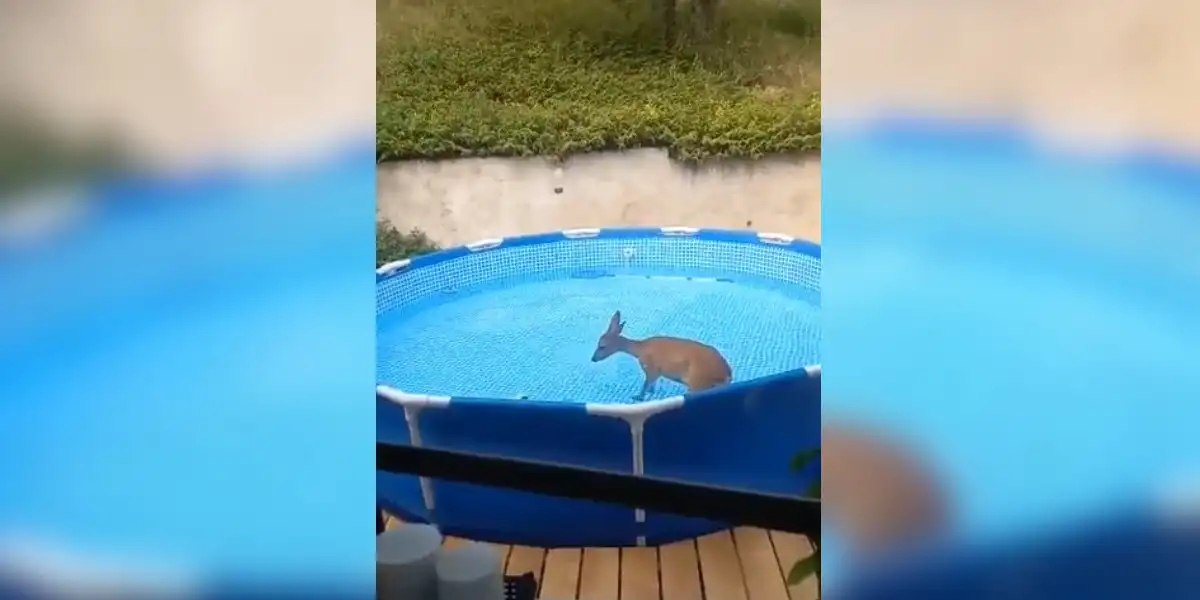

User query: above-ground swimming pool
[821,122,1200,596]
[376,227,822,547]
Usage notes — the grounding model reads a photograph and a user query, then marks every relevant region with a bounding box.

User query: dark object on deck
[504,572,539,600]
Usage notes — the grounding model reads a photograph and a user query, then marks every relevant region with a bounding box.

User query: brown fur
[591,311,732,398]
[821,423,949,554]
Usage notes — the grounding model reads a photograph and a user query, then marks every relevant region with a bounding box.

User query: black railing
[376,442,821,537]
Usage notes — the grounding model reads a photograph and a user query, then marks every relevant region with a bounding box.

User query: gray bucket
[376,524,443,600]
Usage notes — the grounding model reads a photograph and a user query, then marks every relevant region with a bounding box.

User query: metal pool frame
[376,226,822,547]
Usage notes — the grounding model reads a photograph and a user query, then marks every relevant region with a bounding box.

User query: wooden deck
[383,515,819,600]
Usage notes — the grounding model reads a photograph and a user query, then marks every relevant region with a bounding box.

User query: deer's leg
[637,369,659,400]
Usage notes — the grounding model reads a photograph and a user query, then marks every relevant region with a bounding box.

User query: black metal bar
[377,442,821,537]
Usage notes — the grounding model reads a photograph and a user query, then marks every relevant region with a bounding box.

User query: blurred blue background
[0,144,376,595]
[822,119,1200,597]
[0,2,374,596]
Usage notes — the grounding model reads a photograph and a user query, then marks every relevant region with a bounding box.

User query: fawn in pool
[591,311,733,399]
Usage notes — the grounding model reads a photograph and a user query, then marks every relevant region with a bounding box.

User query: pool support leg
[586,395,687,547]
[403,405,438,515]
[379,386,453,519]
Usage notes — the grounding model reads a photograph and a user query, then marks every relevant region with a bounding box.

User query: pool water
[377,273,820,403]
[820,126,1200,588]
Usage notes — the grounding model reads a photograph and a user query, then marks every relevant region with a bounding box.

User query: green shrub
[766,0,822,39]
[377,0,820,162]
[789,447,822,593]
[377,221,440,266]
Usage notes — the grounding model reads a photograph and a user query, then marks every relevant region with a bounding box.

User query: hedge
[377,221,440,266]
[377,0,820,162]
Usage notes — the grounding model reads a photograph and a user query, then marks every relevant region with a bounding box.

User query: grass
[377,0,820,162]
[377,221,440,266]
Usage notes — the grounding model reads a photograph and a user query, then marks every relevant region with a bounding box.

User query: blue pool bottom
[378,273,818,403]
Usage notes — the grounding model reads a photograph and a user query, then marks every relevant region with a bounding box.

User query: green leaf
[790,448,820,472]
[786,548,821,586]
[804,480,821,499]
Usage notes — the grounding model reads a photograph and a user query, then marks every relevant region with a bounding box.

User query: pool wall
[376,227,822,547]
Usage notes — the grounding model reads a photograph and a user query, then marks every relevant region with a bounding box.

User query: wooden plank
[697,531,749,600]
[539,549,582,599]
[506,545,547,578]
[442,536,469,550]
[578,548,620,600]
[380,515,813,600]
[734,528,791,600]
[769,532,819,600]
[658,540,703,600]
[486,543,514,572]
[620,547,661,600]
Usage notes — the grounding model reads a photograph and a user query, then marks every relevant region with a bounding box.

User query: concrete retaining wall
[376,148,821,247]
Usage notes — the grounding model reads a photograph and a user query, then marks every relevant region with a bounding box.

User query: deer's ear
[608,311,622,332]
